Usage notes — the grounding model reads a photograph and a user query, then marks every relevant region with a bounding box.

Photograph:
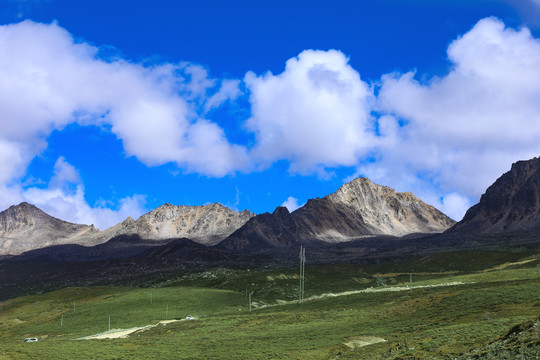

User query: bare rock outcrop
[456,316,540,359]
[323,177,455,236]
[71,202,254,247]
[0,202,98,255]
[0,202,254,255]
[220,177,455,252]
[448,157,540,234]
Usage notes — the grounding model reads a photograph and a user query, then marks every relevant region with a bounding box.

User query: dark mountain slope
[449,157,540,234]
[219,178,455,252]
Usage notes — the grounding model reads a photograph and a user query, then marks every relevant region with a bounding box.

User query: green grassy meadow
[0,251,538,359]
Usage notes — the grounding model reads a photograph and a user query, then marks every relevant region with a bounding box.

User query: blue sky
[1,0,540,229]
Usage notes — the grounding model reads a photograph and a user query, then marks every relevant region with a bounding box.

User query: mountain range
[1,156,540,260]
[1,157,540,302]
[0,202,253,255]
[0,177,453,256]
[219,177,454,252]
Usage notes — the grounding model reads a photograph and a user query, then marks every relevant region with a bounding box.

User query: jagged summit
[0,178,455,256]
[69,202,255,249]
[0,202,97,255]
[220,177,455,252]
[0,201,255,255]
[325,177,455,235]
[449,157,540,234]
[123,202,255,245]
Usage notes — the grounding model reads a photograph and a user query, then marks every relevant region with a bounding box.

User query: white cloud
[49,156,81,189]
[281,196,304,212]
[204,79,242,113]
[181,118,251,175]
[244,49,375,175]
[0,20,248,178]
[438,193,472,221]
[23,185,147,230]
[180,63,216,101]
[0,139,33,183]
[0,20,250,228]
[0,157,147,230]
[2,17,540,225]
[369,17,540,219]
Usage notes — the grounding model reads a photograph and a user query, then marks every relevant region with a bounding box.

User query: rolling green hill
[0,250,538,359]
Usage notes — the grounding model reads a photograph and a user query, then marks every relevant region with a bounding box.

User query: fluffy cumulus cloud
[0,20,248,176]
[281,196,304,212]
[245,50,375,175]
[23,183,147,231]
[0,20,247,227]
[3,17,540,225]
[0,157,146,230]
[367,17,540,220]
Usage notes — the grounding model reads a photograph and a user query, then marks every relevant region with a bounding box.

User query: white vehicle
[185,315,194,320]
[22,338,38,342]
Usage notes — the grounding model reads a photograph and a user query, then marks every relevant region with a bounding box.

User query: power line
[299,246,306,303]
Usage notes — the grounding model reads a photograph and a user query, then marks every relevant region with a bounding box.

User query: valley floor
[0,251,538,359]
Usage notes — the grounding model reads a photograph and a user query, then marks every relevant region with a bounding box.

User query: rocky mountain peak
[82,202,256,246]
[14,201,38,210]
[0,200,256,255]
[220,177,456,252]
[272,206,291,217]
[0,202,96,255]
[449,157,540,234]
[324,177,455,235]
[329,177,397,205]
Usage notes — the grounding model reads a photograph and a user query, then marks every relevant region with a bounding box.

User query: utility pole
[61,313,63,327]
[299,246,306,303]
[248,292,253,312]
[166,304,169,317]
[108,316,111,331]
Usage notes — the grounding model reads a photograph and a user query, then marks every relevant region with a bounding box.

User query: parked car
[22,338,38,342]
[185,315,194,320]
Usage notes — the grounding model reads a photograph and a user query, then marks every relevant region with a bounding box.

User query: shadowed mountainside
[448,157,540,234]
[219,177,455,252]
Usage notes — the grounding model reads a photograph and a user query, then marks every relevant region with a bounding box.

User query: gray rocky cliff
[448,157,540,234]
[0,202,97,255]
[79,202,255,246]
[0,202,254,255]
[219,177,455,252]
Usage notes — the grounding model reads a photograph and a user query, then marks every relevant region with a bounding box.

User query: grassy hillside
[0,251,538,359]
